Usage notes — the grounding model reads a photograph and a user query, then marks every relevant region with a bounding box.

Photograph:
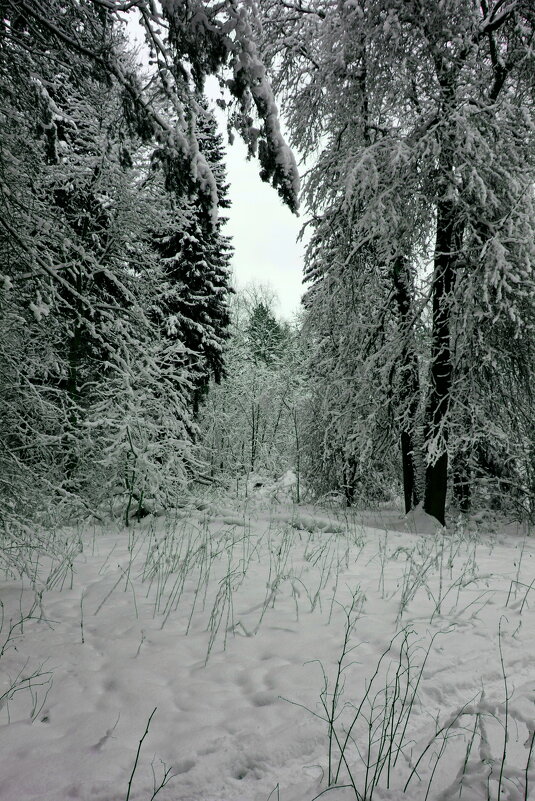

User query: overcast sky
[212,111,306,321]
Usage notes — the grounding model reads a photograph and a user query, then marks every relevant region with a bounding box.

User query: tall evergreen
[152,106,232,414]
[247,301,285,365]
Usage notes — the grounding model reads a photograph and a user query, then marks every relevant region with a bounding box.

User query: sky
[206,76,306,321]
[125,16,305,320]
[219,129,306,320]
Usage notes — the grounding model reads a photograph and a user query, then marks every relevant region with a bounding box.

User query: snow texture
[0,496,533,801]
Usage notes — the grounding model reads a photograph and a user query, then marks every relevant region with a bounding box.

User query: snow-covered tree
[151,105,233,414]
[247,300,286,365]
[1,7,138,513]
[2,0,299,215]
[257,0,535,522]
[199,289,305,493]
[1,0,301,538]
[300,208,423,507]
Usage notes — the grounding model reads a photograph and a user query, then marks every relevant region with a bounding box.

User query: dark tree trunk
[392,256,421,513]
[400,429,419,513]
[64,267,85,480]
[422,64,465,527]
[343,455,357,507]
[423,196,459,526]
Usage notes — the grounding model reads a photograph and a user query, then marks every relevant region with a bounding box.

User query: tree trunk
[400,430,418,513]
[392,256,421,513]
[423,196,458,526]
[64,265,85,481]
[422,64,465,527]
[343,455,357,506]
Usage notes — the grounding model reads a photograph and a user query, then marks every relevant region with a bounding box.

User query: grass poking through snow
[0,499,533,800]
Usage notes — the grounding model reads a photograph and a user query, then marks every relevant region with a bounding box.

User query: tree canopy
[256,0,535,522]
[0,0,298,532]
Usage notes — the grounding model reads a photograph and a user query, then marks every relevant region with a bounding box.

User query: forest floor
[0,491,533,801]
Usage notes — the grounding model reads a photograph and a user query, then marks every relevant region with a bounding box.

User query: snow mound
[404,503,445,534]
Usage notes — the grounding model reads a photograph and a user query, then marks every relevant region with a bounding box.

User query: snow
[0,496,533,801]
[231,6,300,211]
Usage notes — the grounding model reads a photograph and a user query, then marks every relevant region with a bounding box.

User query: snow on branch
[8,0,299,218]
[477,0,519,38]
[229,4,300,211]
[123,0,299,213]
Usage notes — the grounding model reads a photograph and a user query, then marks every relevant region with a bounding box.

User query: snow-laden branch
[9,0,300,216]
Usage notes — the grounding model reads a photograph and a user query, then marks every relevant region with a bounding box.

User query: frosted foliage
[257,0,535,517]
[85,347,198,512]
[188,125,220,227]
[139,0,299,213]
[198,292,306,489]
[0,1,237,532]
[6,1,298,225]
[300,247,403,505]
[231,5,300,209]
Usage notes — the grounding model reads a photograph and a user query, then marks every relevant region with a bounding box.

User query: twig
[125,707,157,801]
[525,727,535,801]
[497,617,509,800]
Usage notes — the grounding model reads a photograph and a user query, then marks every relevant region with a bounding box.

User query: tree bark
[392,256,421,513]
[423,195,458,525]
[421,56,467,527]
[343,455,357,507]
[400,429,419,512]
[64,267,85,481]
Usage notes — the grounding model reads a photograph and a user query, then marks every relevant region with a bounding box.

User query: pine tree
[151,106,233,414]
[247,301,285,365]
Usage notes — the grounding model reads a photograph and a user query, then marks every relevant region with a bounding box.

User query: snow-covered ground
[0,497,533,801]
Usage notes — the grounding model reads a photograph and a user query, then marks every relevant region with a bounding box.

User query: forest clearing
[2,2,535,799]
[0,491,533,801]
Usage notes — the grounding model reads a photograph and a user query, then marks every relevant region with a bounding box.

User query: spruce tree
[247,301,285,365]
[152,106,232,414]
